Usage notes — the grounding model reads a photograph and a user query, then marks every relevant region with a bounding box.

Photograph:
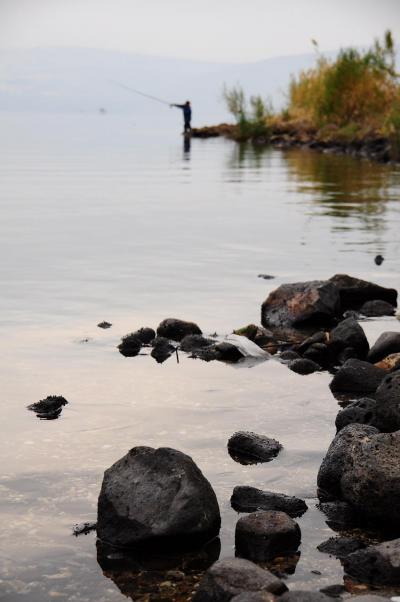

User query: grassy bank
[199,32,400,162]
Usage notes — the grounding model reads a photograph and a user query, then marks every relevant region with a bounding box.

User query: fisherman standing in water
[170,101,192,133]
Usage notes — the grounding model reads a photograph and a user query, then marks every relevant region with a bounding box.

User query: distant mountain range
[0,46,398,124]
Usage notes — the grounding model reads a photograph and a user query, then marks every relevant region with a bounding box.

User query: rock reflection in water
[97,537,220,601]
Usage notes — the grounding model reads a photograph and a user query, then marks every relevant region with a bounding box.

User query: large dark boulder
[343,538,400,585]
[317,424,379,501]
[192,557,287,601]
[231,486,307,517]
[235,511,301,562]
[329,359,385,394]
[97,446,220,549]
[228,432,282,465]
[329,274,397,311]
[318,427,400,528]
[367,332,400,363]
[328,318,369,359]
[156,318,202,341]
[261,280,340,329]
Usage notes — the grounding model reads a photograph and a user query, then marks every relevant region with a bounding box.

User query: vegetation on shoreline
[221,32,400,160]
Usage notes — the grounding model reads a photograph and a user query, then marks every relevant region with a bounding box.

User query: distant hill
[1,46,396,124]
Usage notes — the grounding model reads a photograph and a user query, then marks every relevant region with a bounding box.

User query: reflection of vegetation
[226,140,273,172]
[283,148,398,233]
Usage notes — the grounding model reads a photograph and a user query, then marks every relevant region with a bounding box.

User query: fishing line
[108,79,171,106]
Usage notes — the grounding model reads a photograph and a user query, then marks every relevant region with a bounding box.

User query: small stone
[374,254,384,265]
[27,395,68,419]
[150,337,175,364]
[117,333,142,357]
[132,327,156,344]
[180,334,214,353]
[235,511,301,562]
[215,342,245,363]
[258,274,275,280]
[72,521,97,536]
[228,432,282,465]
[231,486,307,518]
[97,321,112,329]
[279,350,301,361]
[317,536,366,559]
[157,318,202,341]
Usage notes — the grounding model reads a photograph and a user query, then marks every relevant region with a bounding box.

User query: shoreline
[192,123,399,165]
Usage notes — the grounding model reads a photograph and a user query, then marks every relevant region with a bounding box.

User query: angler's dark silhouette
[171,101,192,133]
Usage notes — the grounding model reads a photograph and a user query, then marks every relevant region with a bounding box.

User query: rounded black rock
[156,318,202,341]
[235,510,301,561]
[329,358,385,394]
[228,432,282,464]
[132,327,156,344]
[97,446,221,549]
[231,486,307,518]
[288,358,321,375]
[117,333,142,357]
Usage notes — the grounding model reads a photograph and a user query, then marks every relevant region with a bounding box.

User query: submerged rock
[27,395,68,419]
[118,333,142,357]
[329,359,385,394]
[192,557,287,601]
[343,538,400,585]
[368,331,400,363]
[157,318,202,341]
[288,358,321,375]
[261,280,340,329]
[97,446,221,549]
[235,511,301,562]
[228,432,282,465]
[231,486,307,517]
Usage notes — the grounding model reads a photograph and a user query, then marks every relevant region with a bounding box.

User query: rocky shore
[191,124,398,164]
[34,272,400,600]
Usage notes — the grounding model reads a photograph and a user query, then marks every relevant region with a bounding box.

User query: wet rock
[375,352,400,372]
[317,501,358,530]
[343,538,400,585]
[317,536,366,559]
[280,593,334,602]
[360,300,395,317]
[150,337,175,363]
[228,432,282,465]
[215,342,245,363]
[117,333,142,357]
[258,274,275,280]
[329,318,369,360]
[231,593,276,602]
[340,431,400,527]
[97,446,221,549]
[368,332,400,363]
[317,424,379,501]
[375,254,384,265]
[132,327,155,344]
[261,280,340,329]
[231,486,307,518]
[233,324,278,354]
[97,321,112,329]
[335,398,378,432]
[192,557,287,601]
[329,274,397,311]
[297,331,328,354]
[288,358,321,375]
[180,334,214,353]
[157,318,202,341]
[303,343,330,368]
[235,511,301,561]
[72,521,97,536]
[329,359,385,394]
[27,395,68,419]
[374,371,400,431]
[279,350,301,361]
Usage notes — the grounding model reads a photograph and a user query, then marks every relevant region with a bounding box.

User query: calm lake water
[1,113,400,601]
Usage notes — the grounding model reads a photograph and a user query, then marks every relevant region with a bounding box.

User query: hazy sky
[1,0,400,62]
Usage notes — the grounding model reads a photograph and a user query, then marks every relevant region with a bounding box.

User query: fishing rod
[108,79,171,106]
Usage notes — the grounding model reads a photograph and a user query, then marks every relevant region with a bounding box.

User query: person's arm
[170,103,185,109]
